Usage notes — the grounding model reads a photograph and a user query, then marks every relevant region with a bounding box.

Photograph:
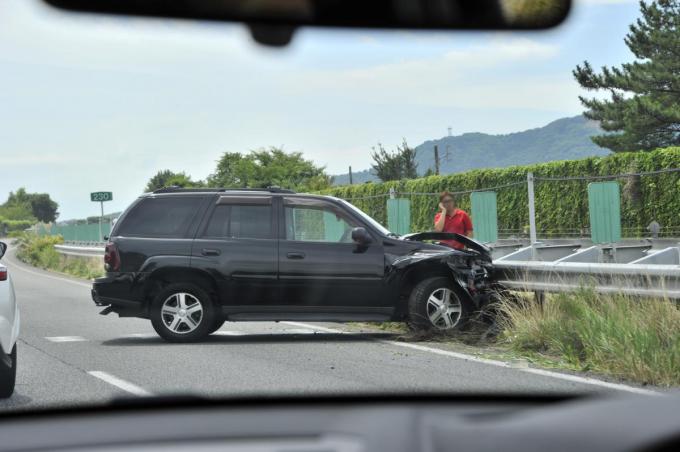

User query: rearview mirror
[351,227,373,245]
[0,242,6,260]
[43,1,571,46]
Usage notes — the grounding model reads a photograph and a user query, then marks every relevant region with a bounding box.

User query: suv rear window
[116,196,202,238]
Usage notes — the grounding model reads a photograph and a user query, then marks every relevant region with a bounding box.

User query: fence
[36,222,112,242]
[338,166,680,244]
[323,147,680,241]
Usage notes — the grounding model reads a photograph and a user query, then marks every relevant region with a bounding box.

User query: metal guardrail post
[527,172,537,245]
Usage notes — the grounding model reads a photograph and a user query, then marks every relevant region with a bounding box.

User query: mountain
[332,115,608,185]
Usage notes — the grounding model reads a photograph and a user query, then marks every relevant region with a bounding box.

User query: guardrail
[54,243,105,257]
[495,243,680,299]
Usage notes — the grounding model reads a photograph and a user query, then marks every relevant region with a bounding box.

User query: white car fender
[0,266,19,355]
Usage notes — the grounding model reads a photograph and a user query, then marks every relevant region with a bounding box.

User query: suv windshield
[336,198,394,237]
[1,0,678,414]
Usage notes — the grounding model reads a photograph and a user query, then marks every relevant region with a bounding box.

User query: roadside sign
[91,192,113,241]
[91,192,113,202]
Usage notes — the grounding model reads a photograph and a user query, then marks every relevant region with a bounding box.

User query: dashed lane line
[45,336,88,343]
[87,371,153,397]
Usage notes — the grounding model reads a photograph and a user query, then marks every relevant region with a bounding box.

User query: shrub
[14,233,104,279]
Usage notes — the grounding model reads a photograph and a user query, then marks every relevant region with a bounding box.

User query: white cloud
[287,38,567,111]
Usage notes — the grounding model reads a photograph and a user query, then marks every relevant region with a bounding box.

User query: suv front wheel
[150,283,217,343]
[407,277,471,332]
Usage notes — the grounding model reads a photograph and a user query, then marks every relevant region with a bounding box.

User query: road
[0,246,658,411]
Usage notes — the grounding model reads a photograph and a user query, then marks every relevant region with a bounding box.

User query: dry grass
[498,289,680,386]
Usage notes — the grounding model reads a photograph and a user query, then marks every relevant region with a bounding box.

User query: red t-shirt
[434,209,473,249]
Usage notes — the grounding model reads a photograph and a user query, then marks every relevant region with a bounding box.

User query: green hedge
[0,217,34,234]
[321,147,680,236]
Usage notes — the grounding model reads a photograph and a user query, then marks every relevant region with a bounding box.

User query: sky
[0,0,642,220]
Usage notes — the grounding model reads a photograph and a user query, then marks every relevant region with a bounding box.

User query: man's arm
[434,208,446,232]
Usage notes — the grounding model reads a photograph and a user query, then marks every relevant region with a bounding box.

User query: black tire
[407,277,472,333]
[0,345,17,399]
[150,283,216,343]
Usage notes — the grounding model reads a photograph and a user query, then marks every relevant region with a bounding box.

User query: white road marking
[88,371,153,397]
[282,322,342,334]
[213,330,246,336]
[123,333,158,339]
[3,257,92,288]
[281,321,660,396]
[284,328,318,334]
[45,336,88,342]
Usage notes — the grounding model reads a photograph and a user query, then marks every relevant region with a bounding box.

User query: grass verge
[13,233,104,279]
[498,288,680,387]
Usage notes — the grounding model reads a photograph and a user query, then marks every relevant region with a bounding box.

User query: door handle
[201,248,221,256]
[286,252,306,260]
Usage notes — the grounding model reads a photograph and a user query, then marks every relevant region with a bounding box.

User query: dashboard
[0,394,678,452]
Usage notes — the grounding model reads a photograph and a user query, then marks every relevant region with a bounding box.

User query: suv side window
[283,198,359,243]
[116,196,202,238]
[203,204,272,239]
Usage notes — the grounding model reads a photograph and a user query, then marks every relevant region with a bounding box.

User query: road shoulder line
[3,251,92,289]
[281,321,659,396]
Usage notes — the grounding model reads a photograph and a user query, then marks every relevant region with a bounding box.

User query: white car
[0,242,19,398]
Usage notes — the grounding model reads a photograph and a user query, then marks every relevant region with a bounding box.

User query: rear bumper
[92,276,145,318]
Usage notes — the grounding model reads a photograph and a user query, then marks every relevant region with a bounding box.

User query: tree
[0,188,58,222]
[207,147,332,192]
[144,170,203,192]
[370,139,418,182]
[573,0,680,152]
[29,194,59,223]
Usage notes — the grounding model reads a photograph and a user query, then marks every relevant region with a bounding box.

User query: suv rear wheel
[407,277,471,332]
[150,283,216,343]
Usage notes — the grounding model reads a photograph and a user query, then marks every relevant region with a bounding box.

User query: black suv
[92,188,497,342]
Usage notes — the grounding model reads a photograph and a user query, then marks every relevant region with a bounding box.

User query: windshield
[1,0,678,415]
[336,198,394,237]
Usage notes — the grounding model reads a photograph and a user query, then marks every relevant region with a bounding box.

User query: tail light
[104,242,121,272]
[0,268,6,281]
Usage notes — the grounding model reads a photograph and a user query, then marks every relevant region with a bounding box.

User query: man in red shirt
[433,191,473,249]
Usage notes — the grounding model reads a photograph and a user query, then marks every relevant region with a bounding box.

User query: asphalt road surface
[0,246,659,411]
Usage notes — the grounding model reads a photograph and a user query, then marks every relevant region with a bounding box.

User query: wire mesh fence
[331,165,680,241]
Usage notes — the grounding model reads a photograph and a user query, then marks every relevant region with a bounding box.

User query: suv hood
[400,232,491,258]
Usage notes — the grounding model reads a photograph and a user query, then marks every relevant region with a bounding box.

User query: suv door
[191,195,278,309]
[278,196,387,312]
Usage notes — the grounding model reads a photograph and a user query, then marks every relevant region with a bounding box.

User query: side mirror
[0,242,6,259]
[351,227,372,245]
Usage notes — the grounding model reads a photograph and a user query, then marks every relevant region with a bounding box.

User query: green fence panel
[322,211,347,242]
[45,222,112,242]
[387,198,411,235]
[470,191,498,243]
[588,181,621,244]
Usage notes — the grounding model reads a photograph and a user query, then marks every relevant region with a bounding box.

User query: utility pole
[434,145,440,175]
[349,166,353,185]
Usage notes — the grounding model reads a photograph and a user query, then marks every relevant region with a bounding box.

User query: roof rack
[152,186,296,194]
